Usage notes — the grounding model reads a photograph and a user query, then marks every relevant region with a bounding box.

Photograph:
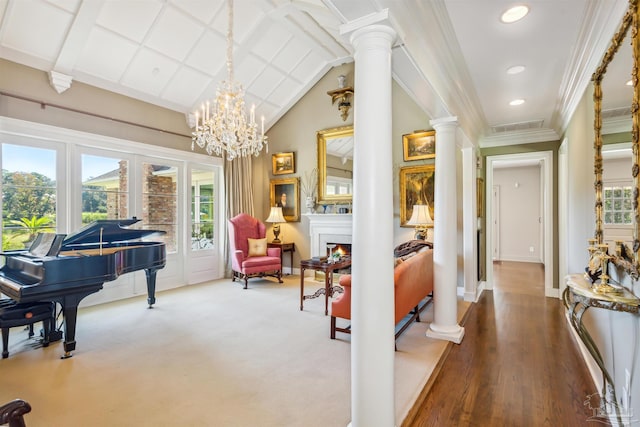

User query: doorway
[485,151,555,297]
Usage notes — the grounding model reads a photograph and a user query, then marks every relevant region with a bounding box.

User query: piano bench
[0,300,55,359]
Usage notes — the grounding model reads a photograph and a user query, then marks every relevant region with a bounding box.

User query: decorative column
[342,13,396,427]
[426,117,465,344]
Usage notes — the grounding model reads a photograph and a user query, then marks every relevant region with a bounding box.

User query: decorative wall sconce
[327,74,354,122]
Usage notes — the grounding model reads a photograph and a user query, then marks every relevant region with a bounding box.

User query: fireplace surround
[304,214,353,258]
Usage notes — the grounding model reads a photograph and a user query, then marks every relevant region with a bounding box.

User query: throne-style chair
[228,213,283,289]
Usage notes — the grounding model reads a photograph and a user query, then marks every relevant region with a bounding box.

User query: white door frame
[485,151,556,297]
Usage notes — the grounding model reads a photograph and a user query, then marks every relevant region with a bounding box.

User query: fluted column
[426,117,465,344]
[343,19,396,427]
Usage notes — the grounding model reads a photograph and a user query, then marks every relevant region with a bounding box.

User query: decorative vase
[305,196,315,214]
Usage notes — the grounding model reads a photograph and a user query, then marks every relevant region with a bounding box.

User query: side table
[563,274,639,425]
[300,257,351,315]
[267,242,295,275]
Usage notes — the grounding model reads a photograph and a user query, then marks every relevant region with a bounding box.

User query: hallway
[405,262,596,426]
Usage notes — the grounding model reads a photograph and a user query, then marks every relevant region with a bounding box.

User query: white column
[344,21,397,427]
[426,117,465,344]
[462,146,479,302]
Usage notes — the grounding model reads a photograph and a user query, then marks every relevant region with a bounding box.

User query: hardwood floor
[404,261,596,426]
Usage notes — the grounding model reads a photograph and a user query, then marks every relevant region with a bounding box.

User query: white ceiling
[0,0,632,147]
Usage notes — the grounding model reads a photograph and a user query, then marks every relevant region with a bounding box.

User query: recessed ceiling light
[501,5,530,23]
[510,99,525,106]
[507,65,526,75]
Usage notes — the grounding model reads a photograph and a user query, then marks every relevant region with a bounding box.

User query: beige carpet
[0,275,470,427]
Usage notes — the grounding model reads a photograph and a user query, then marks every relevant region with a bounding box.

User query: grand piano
[0,218,166,358]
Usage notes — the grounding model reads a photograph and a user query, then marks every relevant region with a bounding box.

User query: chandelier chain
[190,0,268,160]
[226,0,233,82]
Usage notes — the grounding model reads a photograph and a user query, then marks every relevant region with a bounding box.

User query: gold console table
[563,274,639,424]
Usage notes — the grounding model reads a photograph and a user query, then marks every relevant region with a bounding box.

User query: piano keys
[0,218,166,358]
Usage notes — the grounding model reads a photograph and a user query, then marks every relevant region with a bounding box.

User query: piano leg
[145,268,159,308]
[56,288,102,359]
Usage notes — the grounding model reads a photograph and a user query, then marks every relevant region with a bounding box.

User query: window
[82,154,129,224]
[191,168,215,250]
[142,163,178,253]
[2,144,57,250]
[603,185,633,225]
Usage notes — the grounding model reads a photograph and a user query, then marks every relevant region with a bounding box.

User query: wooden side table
[300,257,351,315]
[267,242,295,274]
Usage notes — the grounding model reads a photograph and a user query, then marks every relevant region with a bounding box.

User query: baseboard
[545,287,559,298]
[464,281,485,302]
[564,311,603,393]
[495,256,542,263]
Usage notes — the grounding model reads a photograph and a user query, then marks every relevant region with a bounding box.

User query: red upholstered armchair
[228,213,283,289]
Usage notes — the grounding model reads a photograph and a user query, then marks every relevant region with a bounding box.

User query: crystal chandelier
[191,0,267,160]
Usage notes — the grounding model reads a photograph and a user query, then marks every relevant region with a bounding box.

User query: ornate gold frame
[402,130,435,161]
[272,152,295,175]
[399,164,435,227]
[269,177,300,222]
[317,126,353,204]
[593,0,640,278]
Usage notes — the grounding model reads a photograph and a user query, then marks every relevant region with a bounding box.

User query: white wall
[493,165,542,262]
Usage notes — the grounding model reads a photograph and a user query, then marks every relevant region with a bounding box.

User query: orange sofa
[330,248,434,340]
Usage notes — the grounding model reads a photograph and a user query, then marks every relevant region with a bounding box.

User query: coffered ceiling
[0,0,632,147]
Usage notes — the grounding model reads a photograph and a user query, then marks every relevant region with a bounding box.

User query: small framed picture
[399,164,435,226]
[270,177,300,222]
[402,130,435,161]
[272,152,295,175]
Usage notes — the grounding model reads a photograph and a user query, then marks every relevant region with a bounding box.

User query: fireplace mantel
[303,214,353,258]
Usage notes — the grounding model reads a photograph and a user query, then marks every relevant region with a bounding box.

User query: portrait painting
[270,177,300,222]
[399,164,435,226]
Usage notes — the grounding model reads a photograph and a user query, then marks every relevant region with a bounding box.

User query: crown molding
[553,0,629,135]
[480,128,560,148]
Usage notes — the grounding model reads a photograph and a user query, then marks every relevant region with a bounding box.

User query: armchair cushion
[247,238,267,257]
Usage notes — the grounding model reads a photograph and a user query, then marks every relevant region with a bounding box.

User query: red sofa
[330,248,434,339]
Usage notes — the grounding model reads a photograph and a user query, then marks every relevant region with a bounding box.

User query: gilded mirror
[593,0,639,278]
[317,126,353,204]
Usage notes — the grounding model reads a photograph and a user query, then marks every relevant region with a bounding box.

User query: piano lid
[62,218,166,247]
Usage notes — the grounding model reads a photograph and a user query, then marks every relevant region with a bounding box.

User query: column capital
[430,116,458,130]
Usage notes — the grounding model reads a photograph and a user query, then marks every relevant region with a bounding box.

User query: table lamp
[406,204,433,241]
[265,206,286,243]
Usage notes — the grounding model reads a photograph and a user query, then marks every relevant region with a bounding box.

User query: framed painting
[402,130,435,161]
[477,177,484,217]
[272,152,295,175]
[270,177,300,222]
[400,164,435,227]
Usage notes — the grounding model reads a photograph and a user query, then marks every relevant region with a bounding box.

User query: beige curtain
[223,155,255,277]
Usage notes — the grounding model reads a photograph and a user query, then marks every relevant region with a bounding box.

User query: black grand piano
[0,218,166,358]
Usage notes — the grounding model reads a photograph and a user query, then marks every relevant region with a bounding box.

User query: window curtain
[223,155,255,277]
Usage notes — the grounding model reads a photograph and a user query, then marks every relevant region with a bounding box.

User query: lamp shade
[406,205,433,226]
[265,206,286,223]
